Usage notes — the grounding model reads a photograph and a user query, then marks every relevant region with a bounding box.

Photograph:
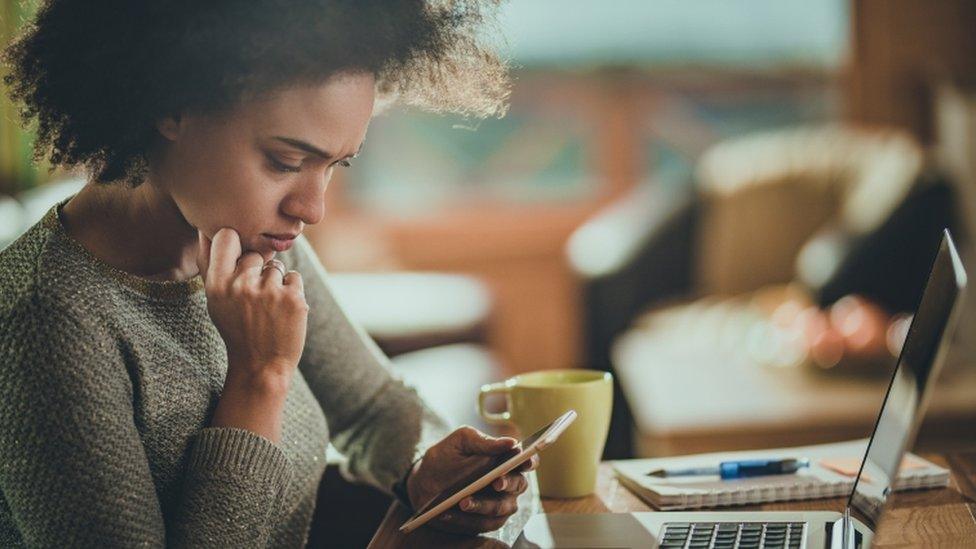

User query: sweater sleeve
[281,236,451,493]
[0,292,293,547]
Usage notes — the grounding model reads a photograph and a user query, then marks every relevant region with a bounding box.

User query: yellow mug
[477,369,613,498]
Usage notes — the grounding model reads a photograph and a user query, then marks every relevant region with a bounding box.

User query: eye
[335,159,352,168]
[268,155,301,173]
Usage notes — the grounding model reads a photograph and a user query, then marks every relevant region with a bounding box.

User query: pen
[647,458,811,480]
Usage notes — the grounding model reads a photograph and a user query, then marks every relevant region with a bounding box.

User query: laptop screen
[847,231,967,526]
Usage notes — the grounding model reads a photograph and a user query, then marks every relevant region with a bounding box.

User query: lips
[264,233,299,240]
[263,233,297,252]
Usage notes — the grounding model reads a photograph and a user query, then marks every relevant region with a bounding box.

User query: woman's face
[153,72,375,260]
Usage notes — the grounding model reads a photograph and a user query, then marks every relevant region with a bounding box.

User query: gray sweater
[0,196,449,547]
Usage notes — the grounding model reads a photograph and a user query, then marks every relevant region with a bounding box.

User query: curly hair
[3,0,511,186]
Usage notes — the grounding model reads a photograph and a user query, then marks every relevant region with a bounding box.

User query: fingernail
[461,498,473,511]
[495,477,506,491]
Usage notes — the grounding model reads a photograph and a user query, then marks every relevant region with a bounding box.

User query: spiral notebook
[611,439,950,511]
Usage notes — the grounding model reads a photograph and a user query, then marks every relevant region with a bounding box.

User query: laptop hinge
[826,508,862,549]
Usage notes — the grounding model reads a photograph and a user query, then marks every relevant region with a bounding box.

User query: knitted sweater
[0,196,449,547]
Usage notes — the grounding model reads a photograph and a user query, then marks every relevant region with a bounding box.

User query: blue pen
[646,458,811,480]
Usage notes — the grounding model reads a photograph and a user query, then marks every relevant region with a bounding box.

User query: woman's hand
[406,427,539,535]
[198,228,308,442]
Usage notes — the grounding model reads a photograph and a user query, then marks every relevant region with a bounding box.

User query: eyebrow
[272,136,364,159]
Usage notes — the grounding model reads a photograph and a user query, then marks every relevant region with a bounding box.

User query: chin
[249,241,277,262]
[232,235,271,261]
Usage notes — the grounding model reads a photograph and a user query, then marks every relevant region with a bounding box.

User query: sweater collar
[42,194,205,300]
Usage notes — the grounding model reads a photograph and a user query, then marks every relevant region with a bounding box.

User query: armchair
[568,125,961,458]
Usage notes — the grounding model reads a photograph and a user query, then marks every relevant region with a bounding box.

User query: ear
[155,114,183,142]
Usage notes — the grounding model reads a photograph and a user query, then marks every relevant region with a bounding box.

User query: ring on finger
[261,259,287,277]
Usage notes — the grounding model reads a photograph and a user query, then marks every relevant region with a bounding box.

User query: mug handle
[478,381,512,425]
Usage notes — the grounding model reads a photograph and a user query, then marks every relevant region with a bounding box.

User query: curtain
[1,1,48,196]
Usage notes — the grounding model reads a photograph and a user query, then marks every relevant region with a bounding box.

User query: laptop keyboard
[660,522,805,549]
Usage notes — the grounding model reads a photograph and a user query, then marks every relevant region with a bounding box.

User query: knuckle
[210,284,230,300]
[501,498,518,515]
[489,500,508,515]
[477,499,499,516]
[239,283,259,299]
[284,293,308,311]
[237,255,259,269]
[285,274,303,287]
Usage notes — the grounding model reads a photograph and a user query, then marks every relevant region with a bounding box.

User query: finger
[459,493,519,517]
[196,230,212,281]
[437,510,507,534]
[208,228,242,284]
[454,427,518,456]
[260,259,286,286]
[514,454,540,473]
[282,270,303,293]
[491,473,527,494]
[236,251,265,277]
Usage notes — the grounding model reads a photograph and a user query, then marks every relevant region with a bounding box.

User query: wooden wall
[846,0,976,143]
[306,198,603,375]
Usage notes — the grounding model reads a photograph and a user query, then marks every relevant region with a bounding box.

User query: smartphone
[398,409,578,534]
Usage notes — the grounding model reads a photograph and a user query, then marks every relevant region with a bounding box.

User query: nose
[281,169,331,226]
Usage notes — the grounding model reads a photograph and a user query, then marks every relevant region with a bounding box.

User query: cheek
[167,159,281,242]
[195,194,281,245]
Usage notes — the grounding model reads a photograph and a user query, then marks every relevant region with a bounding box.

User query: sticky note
[819,455,928,482]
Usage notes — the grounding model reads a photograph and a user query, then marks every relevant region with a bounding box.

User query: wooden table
[612,318,976,457]
[368,452,976,548]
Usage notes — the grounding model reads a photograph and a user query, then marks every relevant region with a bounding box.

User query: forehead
[228,72,376,147]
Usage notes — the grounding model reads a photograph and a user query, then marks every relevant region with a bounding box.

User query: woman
[0,1,534,546]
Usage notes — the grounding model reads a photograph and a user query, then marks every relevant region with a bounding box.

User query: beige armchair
[694,125,922,296]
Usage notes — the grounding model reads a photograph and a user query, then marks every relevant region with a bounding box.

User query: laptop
[515,230,967,549]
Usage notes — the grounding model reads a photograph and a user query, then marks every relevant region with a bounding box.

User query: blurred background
[3,0,975,468]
